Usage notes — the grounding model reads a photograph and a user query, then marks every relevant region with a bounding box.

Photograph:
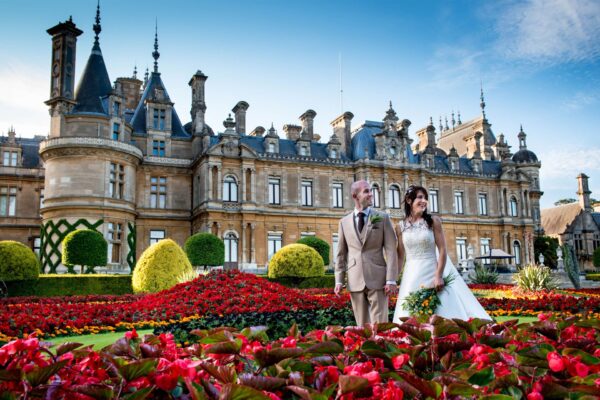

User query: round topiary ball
[132,238,193,293]
[184,233,224,267]
[268,243,325,279]
[297,236,330,266]
[0,240,40,281]
[62,229,107,273]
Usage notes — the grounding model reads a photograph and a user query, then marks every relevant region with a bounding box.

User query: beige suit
[335,209,398,326]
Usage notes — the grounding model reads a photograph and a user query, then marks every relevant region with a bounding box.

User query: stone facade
[0,9,543,272]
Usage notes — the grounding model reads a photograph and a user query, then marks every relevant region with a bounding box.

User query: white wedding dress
[392,219,491,322]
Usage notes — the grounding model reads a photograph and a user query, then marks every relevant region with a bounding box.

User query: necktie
[357,212,365,233]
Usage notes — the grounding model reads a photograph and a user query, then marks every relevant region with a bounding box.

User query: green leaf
[397,323,431,343]
[285,385,329,400]
[516,343,555,368]
[394,371,442,398]
[199,330,235,344]
[478,334,510,348]
[54,342,83,356]
[304,341,343,355]
[481,395,514,400]
[373,322,399,333]
[447,382,482,396]
[200,363,237,384]
[539,382,571,400]
[452,318,490,334]
[288,323,299,338]
[468,366,495,386]
[562,348,600,365]
[338,375,369,395]
[71,383,115,400]
[25,360,68,387]
[254,347,305,368]
[184,380,208,400]
[574,318,600,330]
[121,387,154,400]
[240,326,269,342]
[505,386,523,400]
[219,383,273,400]
[118,359,158,381]
[204,339,242,355]
[238,374,286,391]
[432,316,465,337]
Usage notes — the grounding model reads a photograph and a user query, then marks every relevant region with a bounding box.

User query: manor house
[0,8,542,272]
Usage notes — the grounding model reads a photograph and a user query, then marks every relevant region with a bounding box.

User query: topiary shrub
[513,264,558,292]
[0,240,39,282]
[268,243,324,279]
[184,233,224,268]
[132,239,193,294]
[562,243,581,289]
[62,229,107,274]
[593,247,600,269]
[297,236,330,266]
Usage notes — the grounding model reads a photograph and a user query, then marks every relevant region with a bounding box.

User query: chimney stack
[189,70,208,135]
[299,109,316,140]
[232,101,249,135]
[330,112,354,158]
[577,173,592,211]
[116,77,142,110]
[283,124,302,141]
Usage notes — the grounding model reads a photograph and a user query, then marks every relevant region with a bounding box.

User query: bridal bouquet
[402,273,456,320]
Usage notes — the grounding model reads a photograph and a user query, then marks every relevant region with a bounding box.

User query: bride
[392,185,491,322]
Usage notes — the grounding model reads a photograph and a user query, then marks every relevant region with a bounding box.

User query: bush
[534,236,559,269]
[563,244,581,289]
[268,244,324,279]
[586,273,600,281]
[5,275,132,296]
[513,264,559,292]
[593,247,600,269]
[62,229,107,274]
[132,239,193,294]
[184,233,224,267]
[0,241,39,282]
[467,262,499,284]
[297,236,330,266]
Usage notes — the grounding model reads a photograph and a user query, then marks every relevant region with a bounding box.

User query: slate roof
[0,136,44,168]
[592,213,600,229]
[512,149,539,163]
[72,43,112,115]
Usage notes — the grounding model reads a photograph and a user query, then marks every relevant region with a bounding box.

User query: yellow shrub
[132,239,193,294]
[268,243,324,279]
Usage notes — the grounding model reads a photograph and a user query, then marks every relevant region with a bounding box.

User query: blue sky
[1,0,599,209]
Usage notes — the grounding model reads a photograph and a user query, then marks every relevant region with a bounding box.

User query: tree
[62,229,107,274]
[554,198,576,206]
[297,236,330,266]
[533,236,559,269]
[593,247,600,269]
[184,233,224,269]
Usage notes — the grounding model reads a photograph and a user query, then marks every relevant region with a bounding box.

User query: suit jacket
[335,209,398,292]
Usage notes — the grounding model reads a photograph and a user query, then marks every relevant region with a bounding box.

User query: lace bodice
[399,219,436,260]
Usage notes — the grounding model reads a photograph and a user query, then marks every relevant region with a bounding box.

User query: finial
[444,116,449,130]
[144,67,149,85]
[520,124,523,133]
[389,100,393,109]
[152,19,160,73]
[451,110,456,128]
[439,116,443,133]
[457,110,462,124]
[271,122,274,129]
[133,65,138,79]
[480,81,486,119]
[429,116,433,126]
[93,0,101,46]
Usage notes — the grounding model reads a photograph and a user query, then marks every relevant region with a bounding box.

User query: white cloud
[540,146,600,181]
[0,60,48,137]
[494,0,600,63]
[562,91,599,110]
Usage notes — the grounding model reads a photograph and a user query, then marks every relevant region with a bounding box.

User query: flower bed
[1,314,599,398]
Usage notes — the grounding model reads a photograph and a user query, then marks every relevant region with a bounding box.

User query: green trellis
[126,222,136,272]
[40,219,103,273]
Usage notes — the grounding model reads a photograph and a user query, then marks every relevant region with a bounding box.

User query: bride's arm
[395,224,406,275]
[432,215,447,291]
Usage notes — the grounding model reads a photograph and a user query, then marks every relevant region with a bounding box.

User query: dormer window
[268,142,276,153]
[390,146,397,155]
[112,123,120,141]
[330,149,338,158]
[300,146,308,156]
[3,151,18,167]
[153,109,166,130]
[113,101,120,117]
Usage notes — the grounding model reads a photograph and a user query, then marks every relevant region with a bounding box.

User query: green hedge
[185,233,224,267]
[585,273,600,281]
[5,274,132,297]
[268,275,336,288]
[297,236,330,266]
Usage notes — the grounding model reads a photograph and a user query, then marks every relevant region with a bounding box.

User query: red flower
[392,354,410,370]
[547,352,565,372]
[155,371,179,391]
[281,337,297,348]
[125,329,138,340]
[527,391,543,400]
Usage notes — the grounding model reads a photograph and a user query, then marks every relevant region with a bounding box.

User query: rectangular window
[109,163,124,199]
[332,183,343,208]
[480,238,491,265]
[0,186,17,216]
[454,191,464,214]
[112,122,120,141]
[149,229,165,245]
[113,101,120,116]
[33,237,41,257]
[389,186,401,209]
[11,152,18,166]
[106,222,123,264]
[2,152,8,166]
[478,193,488,216]
[302,180,313,206]
[153,109,166,130]
[267,233,282,260]
[152,140,166,157]
[372,186,380,208]
[456,238,467,261]
[268,178,280,205]
[429,189,439,213]
[575,233,583,254]
[39,188,44,211]
[150,176,167,208]
[300,232,315,239]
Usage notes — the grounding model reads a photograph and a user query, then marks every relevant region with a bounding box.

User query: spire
[444,116,449,131]
[518,124,527,150]
[480,82,487,119]
[451,110,456,128]
[93,0,101,46]
[133,65,137,79]
[457,110,462,125]
[152,20,160,73]
[438,116,443,133]
[144,67,149,86]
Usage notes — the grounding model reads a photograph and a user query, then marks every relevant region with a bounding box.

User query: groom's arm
[334,219,348,295]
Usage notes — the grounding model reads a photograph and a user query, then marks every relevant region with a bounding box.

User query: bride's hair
[403,185,434,229]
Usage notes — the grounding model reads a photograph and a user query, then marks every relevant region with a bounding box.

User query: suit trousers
[349,287,389,326]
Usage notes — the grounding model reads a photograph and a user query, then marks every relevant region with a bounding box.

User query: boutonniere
[369,214,383,227]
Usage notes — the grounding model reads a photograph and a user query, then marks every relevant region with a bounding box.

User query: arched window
[513,240,521,266]
[223,175,238,202]
[390,146,397,155]
[389,185,401,209]
[509,196,518,217]
[224,232,238,263]
[372,184,380,208]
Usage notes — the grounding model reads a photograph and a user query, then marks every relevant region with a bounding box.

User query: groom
[334,180,398,326]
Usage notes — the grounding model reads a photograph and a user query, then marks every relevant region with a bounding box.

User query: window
[330,149,338,158]
[478,193,488,216]
[268,178,280,205]
[389,185,401,209]
[456,238,467,261]
[224,232,238,263]
[2,152,8,166]
[153,109,166,130]
[513,241,521,266]
[480,238,491,265]
[454,191,464,214]
[152,140,166,157]
[509,196,518,217]
[332,183,343,208]
[594,234,600,251]
[300,146,308,156]
[332,234,339,266]
[39,188,44,210]
[223,176,238,202]
[268,142,276,153]
[112,122,120,141]
[372,184,380,208]
[150,176,167,208]
[390,146,397,155]
[302,180,313,206]
[106,222,123,264]
[149,230,165,245]
[3,151,18,166]
[109,163,124,199]
[575,233,583,254]
[267,233,282,260]
[113,101,120,116]
[0,186,17,216]
[33,237,41,257]
[300,232,315,239]
[429,189,439,213]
